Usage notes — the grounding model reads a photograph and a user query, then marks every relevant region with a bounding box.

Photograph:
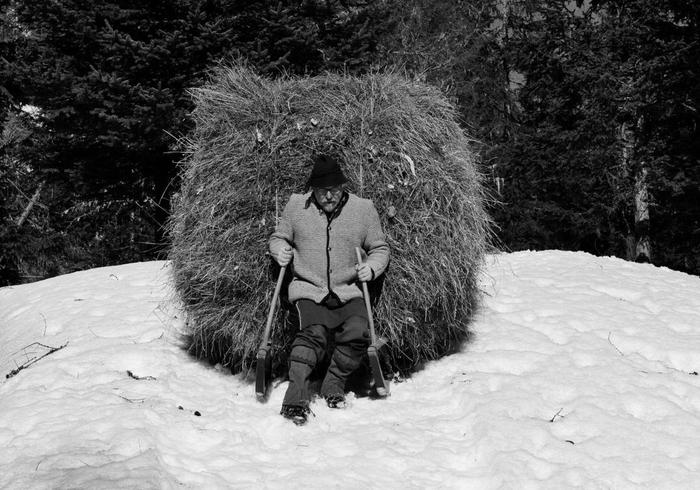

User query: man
[269,153,390,425]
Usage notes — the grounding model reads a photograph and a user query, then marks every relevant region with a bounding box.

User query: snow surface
[1,250,700,489]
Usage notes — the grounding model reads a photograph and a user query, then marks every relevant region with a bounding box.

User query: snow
[1,250,700,488]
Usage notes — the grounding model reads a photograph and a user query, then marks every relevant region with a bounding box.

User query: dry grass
[168,63,493,378]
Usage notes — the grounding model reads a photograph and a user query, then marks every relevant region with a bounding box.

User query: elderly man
[269,153,390,425]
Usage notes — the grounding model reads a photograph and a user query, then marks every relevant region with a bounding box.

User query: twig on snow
[117,394,145,403]
[5,342,69,379]
[607,332,624,356]
[549,408,564,423]
[127,370,156,381]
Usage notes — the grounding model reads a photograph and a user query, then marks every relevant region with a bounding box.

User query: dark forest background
[1,0,698,285]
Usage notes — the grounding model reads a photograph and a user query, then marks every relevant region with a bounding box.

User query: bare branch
[5,341,68,379]
[16,181,44,227]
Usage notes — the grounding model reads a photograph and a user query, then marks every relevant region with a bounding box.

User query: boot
[325,394,347,409]
[280,405,311,426]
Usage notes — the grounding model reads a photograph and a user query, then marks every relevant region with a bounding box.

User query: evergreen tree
[0,0,391,284]
[379,0,513,145]
[598,0,700,273]
[496,0,700,274]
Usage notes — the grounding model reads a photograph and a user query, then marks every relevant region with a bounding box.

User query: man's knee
[290,324,328,366]
[331,315,370,372]
[335,315,370,346]
[289,345,317,366]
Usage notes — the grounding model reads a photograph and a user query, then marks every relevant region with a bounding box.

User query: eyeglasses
[313,187,343,197]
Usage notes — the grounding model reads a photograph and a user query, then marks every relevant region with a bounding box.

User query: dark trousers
[282,298,370,407]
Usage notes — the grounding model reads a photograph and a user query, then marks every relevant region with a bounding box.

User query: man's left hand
[356,263,373,282]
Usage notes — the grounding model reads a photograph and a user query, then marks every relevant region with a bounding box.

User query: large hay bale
[168,64,492,377]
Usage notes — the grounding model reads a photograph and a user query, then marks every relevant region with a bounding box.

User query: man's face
[313,186,343,213]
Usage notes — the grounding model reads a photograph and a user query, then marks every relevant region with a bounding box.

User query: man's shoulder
[346,193,377,211]
[286,192,312,207]
[346,192,372,205]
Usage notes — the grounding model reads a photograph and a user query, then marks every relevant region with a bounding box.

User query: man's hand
[274,246,293,266]
[356,263,373,282]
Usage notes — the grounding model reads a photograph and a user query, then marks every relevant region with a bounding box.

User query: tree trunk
[634,166,651,262]
[16,181,44,227]
[619,119,651,263]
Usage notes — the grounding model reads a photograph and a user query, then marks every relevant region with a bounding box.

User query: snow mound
[1,251,699,488]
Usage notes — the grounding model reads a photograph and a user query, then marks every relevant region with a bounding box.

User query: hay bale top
[169,64,491,375]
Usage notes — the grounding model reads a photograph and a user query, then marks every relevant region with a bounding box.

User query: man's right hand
[274,246,293,266]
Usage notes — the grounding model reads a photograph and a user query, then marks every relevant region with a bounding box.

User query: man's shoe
[325,394,347,409]
[281,405,310,426]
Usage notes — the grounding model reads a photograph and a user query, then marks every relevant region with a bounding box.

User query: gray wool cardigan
[269,191,390,304]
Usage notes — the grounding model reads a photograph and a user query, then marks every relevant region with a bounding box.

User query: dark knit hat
[306,154,348,189]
